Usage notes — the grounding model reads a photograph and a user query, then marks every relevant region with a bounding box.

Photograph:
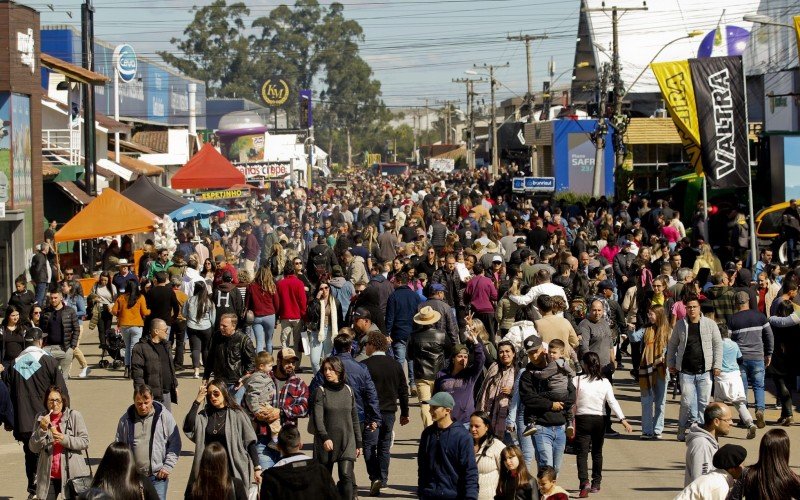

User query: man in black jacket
[211,271,244,331]
[40,289,80,379]
[29,243,53,306]
[131,318,178,411]
[204,313,255,404]
[519,334,575,473]
[3,328,68,496]
[407,307,451,428]
[260,424,339,500]
[362,331,410,495]
[145,271,180,336]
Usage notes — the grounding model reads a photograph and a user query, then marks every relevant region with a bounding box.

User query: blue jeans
[391,340,414,387]
[148,475,168,500]
[640,373,669,435]
[365,412,396,484]
[227,383,245,405]
[678,372,712,428]
[515,411,535,470]
[740,359,766,411]
[310,327,333,374]
[255,435,282,470]
[251,314,276,354]
[35,282,48,307]
[531,424,566,473]
[121,326,143,367]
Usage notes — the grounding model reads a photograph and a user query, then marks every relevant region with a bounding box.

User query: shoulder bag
[64,418,94,499]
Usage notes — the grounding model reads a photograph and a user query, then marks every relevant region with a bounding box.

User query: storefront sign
[197,189,246,201]
[260,78,290,107]
[235,162,290,179]
[113,44,138,83]
[17,29,35,73]
[512,177,524,193]
[525,177,556,192]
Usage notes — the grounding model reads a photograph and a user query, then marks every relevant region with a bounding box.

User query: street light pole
[475,62,509,178]
[507,33,548,175]
[454,77,485,169]
[592,64,609,198]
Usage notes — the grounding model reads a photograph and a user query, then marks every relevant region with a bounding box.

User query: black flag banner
[688,56,749,189]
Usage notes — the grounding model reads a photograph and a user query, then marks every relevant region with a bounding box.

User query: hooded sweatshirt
[684,424,719,486]
[5,346,68,439]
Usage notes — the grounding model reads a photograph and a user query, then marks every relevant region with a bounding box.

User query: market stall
[121,176,188,216]
[170,142,246,190]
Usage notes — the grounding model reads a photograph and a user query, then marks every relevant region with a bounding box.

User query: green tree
[158,0,254,98]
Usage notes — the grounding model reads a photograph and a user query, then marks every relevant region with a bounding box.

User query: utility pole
[454,77,485,169]
[475,62,509,178]
[583,2,648,198]
[507,33,548,175]
[81,0,97,273]
[591,64,609,198]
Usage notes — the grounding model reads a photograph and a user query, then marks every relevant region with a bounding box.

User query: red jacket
[245,282,279,317]
[276,275,307,320]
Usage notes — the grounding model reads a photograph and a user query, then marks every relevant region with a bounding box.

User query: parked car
[755,201,791,263]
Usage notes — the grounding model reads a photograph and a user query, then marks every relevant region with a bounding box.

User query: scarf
[638,325,667,391]
[317,295,338,343]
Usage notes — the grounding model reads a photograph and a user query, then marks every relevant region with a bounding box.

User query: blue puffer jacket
[386,285,424,342]
[310,352,382,425]
[418,422,478,500]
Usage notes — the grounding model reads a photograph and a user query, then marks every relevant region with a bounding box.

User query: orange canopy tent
[55,188,158,242]
[170,143,246,190]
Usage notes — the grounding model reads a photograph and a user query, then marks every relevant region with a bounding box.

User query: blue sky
[27,0,581,110]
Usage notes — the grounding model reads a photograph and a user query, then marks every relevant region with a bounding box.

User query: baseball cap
[424,392,455,409]
[492,255,503,263]
[735,291,750,305]
[214,254,225,263]
[598,280,615,291]
[278,347,299,361]
[516,237,526,244]
[430,283,446,292]
[351,307,371,321]
[523,335,543,353]
[24,327,44,344]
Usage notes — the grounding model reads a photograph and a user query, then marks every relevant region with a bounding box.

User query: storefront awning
[41,53,110,85]
[97,158,135,182]
[115,153,164,177]
[54,181,95,206]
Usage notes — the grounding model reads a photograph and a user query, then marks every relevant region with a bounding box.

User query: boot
[123,367,130,379]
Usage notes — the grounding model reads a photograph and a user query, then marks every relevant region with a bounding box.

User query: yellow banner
[795,16,800,58]
[650,60,703,174]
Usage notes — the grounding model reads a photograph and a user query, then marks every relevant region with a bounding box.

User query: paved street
[2,334,799,499]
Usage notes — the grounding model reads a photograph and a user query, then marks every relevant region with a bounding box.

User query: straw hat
[414,306,441,325]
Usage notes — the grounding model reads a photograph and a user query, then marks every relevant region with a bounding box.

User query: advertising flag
[650,60,703,174]
[794,16,800,57]
[688,56,749,189]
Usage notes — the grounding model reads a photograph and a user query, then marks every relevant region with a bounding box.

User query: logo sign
[235,162,290,180]
[524,177,555,192]
[113,44,138,83]
[17,29,35,73]
[512,177,525,193]
[197,189,246,201]
[261,78,290,107]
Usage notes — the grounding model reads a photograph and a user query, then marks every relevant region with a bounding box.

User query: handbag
[63,418,94,499]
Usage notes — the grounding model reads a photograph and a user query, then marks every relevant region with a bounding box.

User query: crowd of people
[1,167,800,499]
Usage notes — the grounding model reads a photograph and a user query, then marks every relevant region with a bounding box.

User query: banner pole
[702,174,709,241]
[741,57,759,271]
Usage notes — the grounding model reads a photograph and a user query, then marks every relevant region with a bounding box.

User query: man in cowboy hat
[407,306,450,427]
[113,258,139,294]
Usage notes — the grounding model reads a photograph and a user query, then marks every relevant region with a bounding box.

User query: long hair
[254,265,277,295]
[741,429,800,500]
[96,271,114,297]
[124,281,139,309]
[192,281,211,322]
[645,305,670,357]
[190,442,233,500]
[2,305,21,327]
[496,445,532,497]
[470,410,496,449]
[581,351,603,381]
[206,378,241,411]
[90,442,144,500]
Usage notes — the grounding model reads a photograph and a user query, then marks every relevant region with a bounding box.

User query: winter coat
[667,316,723,373]
[675,469,734,500]
[409,326,452,380]
[418,423,479,500]
[328,277,356,316]
[131,338,178,402]
[475,437,506,500]
[684,424,719,486]
[41,305,80,350]
[346,256,369,287]
[386,286,424,342]
[184,405,256,486]
[260,454,340,500]
[519,360,576,427]
[29,408,90,500]
[115,401,181,476]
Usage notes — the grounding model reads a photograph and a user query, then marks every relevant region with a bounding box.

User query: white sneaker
[78,367,90,378]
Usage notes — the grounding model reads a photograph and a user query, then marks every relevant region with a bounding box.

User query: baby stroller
[98,328,125,369]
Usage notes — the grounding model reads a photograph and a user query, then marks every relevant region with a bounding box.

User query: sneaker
[654,433,663,440]
[677,426,686,442]
[605,427,620,437]
[640,433,653,440]
[522,423,538,437]
[78,366,90,378]
[781,416,794,427]
[746,424,757,440]
[755,410,766,429]
[579,483,590,498]
[370,479,382,496]
[566,425,575,439]
[590,484,601,493]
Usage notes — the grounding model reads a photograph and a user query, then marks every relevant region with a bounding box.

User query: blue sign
[512,177,524,192]
[147,66,170,123]
[113,44,138,83]
[525,177,556,192]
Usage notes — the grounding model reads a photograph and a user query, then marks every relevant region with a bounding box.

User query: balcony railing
[42,128,82,165]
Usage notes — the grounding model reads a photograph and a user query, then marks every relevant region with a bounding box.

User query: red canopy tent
[170,143,246,190]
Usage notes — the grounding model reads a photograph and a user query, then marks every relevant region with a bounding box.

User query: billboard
[148,66,170,123]
[0,93,9,205]
[567,132,600,195]
[11,93,31,208]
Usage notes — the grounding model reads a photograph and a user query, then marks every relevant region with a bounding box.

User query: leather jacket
[203,330,255,384]
[408,326,453,380]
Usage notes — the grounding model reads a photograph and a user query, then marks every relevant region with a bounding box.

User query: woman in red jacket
[246,266,280,354]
